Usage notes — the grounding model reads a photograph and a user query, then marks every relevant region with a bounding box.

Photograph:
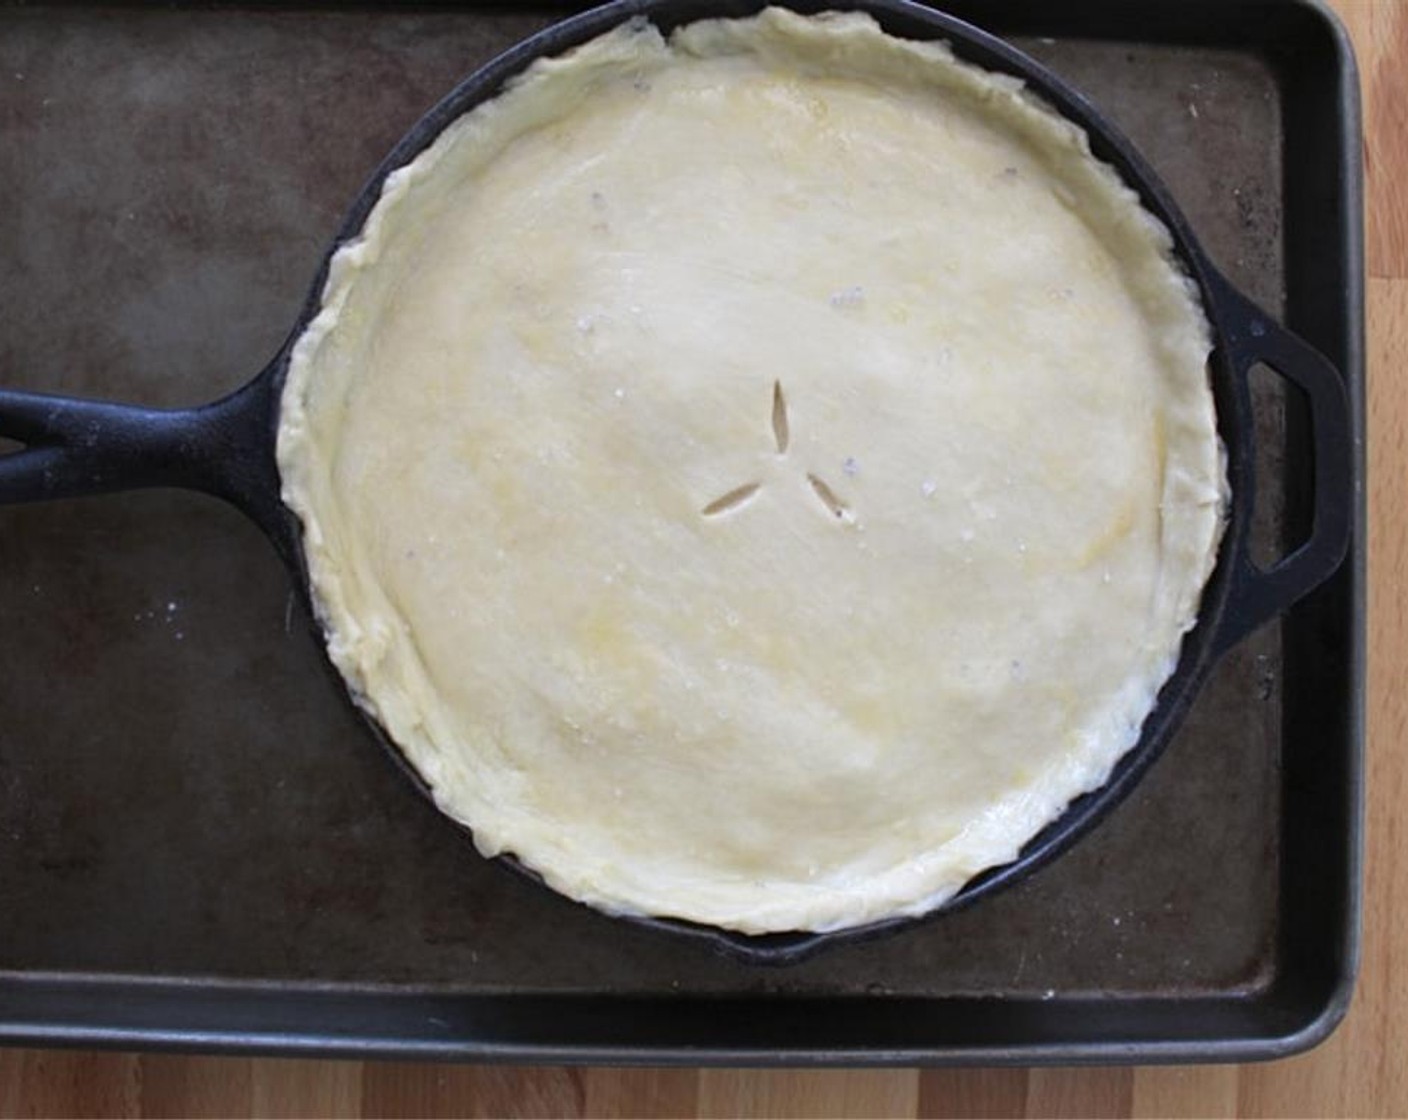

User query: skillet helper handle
[0,375,284,529]
[1211,276,1354,657]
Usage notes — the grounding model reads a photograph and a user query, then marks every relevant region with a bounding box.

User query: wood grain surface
[3,0,1403,1115]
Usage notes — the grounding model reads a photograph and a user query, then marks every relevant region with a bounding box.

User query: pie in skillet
[277,9,1226,934]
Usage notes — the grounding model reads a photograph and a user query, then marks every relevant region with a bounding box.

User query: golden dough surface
[277,9,1225,933]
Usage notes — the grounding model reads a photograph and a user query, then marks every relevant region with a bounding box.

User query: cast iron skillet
[0,0,1352,965]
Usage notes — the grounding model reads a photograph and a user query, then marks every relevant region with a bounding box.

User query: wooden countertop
[3,1,1402,1115]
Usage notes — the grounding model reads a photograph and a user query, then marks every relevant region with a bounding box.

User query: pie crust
[277,9,1226,933]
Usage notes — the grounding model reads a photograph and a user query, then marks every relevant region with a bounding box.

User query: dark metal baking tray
[0,0,1364,1064]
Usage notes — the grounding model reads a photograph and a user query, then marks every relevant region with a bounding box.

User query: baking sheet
[0,1,1361,1061]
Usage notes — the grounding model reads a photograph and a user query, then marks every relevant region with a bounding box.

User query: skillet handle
[0,373,290,546]
[1209,276,1354,657]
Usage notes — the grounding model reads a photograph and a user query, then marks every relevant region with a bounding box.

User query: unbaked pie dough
[277,8,1226,934]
